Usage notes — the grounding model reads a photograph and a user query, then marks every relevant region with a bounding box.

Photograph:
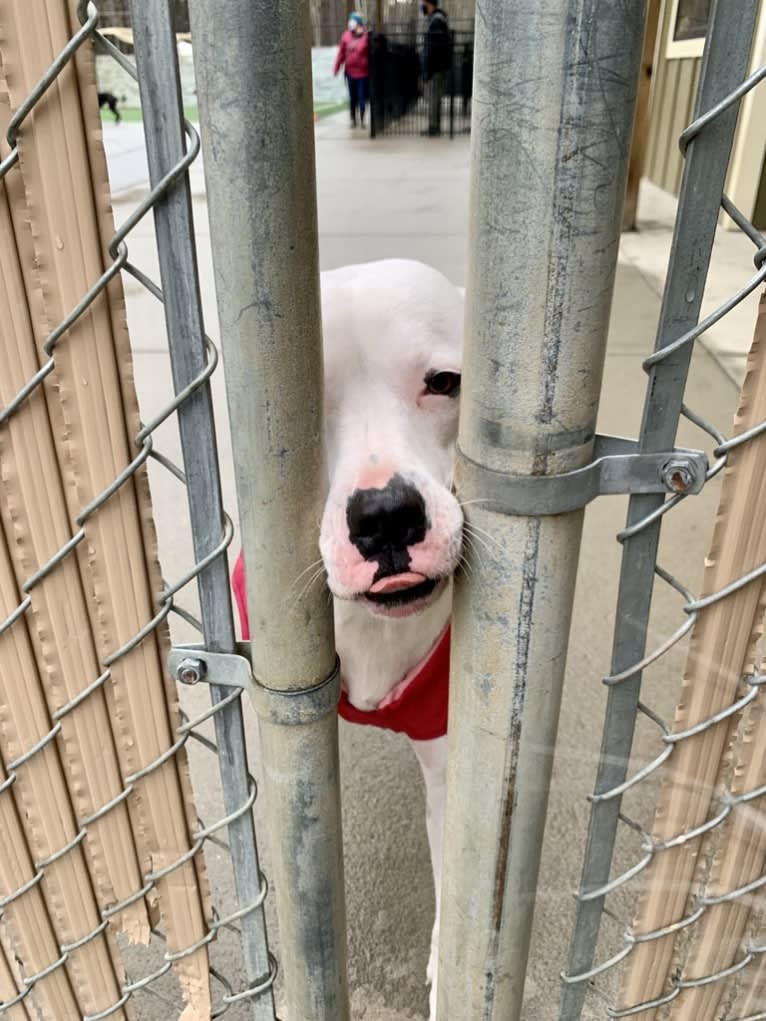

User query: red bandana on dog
[232,552,449,741]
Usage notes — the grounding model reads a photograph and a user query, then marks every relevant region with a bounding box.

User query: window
[666,0,711,59]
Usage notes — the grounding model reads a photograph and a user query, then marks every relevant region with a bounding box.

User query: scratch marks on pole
[538,2,638,438]
[483,515,541,1017]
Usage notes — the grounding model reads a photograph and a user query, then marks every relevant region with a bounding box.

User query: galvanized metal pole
[187,3,349,1020]
[128,3,276,1017]
[437,3,646,1018]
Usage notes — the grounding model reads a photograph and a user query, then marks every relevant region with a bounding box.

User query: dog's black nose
[346,474,428,564]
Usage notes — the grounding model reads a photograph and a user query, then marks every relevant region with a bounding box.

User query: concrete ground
[103,115,758,1019]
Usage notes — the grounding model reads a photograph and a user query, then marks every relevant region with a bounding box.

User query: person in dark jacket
[420,0,451,135]
[334,12,370,128]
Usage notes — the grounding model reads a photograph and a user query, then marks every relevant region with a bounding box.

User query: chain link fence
[0,1,275,1017]
[560,3,766,1018]
[4,1,766,1020]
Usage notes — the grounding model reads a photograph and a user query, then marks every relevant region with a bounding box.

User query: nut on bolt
[661,457,697,494]
[176,656,206,686]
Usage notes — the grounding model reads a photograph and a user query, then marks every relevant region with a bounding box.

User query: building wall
[100,0,190,30]
[645,0,703,196]
[646,0,766,227]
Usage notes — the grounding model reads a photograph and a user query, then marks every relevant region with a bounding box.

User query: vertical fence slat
[561,5,761,1017]
[128,3,276,1016]
[188,1,350,1019]
[436,2,647,1018]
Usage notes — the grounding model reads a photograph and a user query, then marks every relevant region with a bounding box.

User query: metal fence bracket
[169,644,252,689]
[169,645,342,727]
[455,435,708,517]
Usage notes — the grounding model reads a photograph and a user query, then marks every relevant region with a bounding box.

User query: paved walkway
[105,115,752,1020]
[104,114,760,385]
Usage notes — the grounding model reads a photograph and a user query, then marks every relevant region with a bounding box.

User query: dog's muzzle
[346,473,429,580]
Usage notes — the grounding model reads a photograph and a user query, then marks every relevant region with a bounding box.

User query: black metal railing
[369,22,473,137]
[327,19,474,137]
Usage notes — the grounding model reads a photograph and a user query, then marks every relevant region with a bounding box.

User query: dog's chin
[358,576,447,619]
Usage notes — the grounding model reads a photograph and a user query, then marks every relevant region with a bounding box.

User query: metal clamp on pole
[250,660,342,728]
[169,645,342,726]
[455,436,708,517]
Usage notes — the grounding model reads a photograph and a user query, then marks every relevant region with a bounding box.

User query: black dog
[98,91,122,123]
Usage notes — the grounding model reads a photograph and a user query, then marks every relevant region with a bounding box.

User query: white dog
[234,259,464,1018]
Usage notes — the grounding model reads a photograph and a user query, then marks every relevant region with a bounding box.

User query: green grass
[100,105,141,123]
[101,101,348,124]
[313,101,348,119]
[100,105,198,123]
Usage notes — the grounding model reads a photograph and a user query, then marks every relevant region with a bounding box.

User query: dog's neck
[334,583,452,712]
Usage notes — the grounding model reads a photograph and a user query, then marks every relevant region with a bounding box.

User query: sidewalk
[103,115,760,384]
[620,178,762,386]
[106,114,750,1020]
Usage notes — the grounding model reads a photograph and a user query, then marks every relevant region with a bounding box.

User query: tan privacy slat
[618,290,766,1019]
[0,2,211,1015]
[0,532,130,1019]
[0,928,32,1021]
[728,949,766,1018]
[0,753,81,1020]
[62,0,212,907]
[663,303,766,1020]
[666,667,766,1019]
[0,87,150,946]
[2,64,135,1018]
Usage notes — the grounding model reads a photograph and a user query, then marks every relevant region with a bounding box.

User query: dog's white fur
[318,259,463,1018]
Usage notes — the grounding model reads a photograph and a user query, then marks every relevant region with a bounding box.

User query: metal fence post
[128,2,277,1016]
[436,2,647,1018]
[187,2,350,1020]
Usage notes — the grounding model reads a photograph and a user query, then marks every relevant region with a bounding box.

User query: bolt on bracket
[169,643,252,689]
[455,434,708,517]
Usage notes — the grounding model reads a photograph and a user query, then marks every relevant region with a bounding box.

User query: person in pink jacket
[333,12,370,128]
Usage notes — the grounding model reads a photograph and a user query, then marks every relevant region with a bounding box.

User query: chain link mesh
[5,3,766,1020]
[0,3,275,1016]
[561,46,766,1021]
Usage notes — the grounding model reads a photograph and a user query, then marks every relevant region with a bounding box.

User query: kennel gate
[2,0,766,1019]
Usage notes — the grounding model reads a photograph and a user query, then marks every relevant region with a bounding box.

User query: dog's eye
[424,371,461,397]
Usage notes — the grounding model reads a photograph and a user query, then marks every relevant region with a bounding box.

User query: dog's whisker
[288,564,328,609]
[456,497,493,509]
[288,557,325,592]
[291,577,326,612]
[292,564,326,599]
[461,531,481,554]
[305,565,328,595]
[463,520,505,555]
[464,519,501,540]
[460,533,486,570]
[461,530,477,551]
[456,553,475,579]
[462,525,495,558]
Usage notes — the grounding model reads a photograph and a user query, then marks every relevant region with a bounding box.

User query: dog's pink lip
[359,576,446,619]
[368,571,428,594]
